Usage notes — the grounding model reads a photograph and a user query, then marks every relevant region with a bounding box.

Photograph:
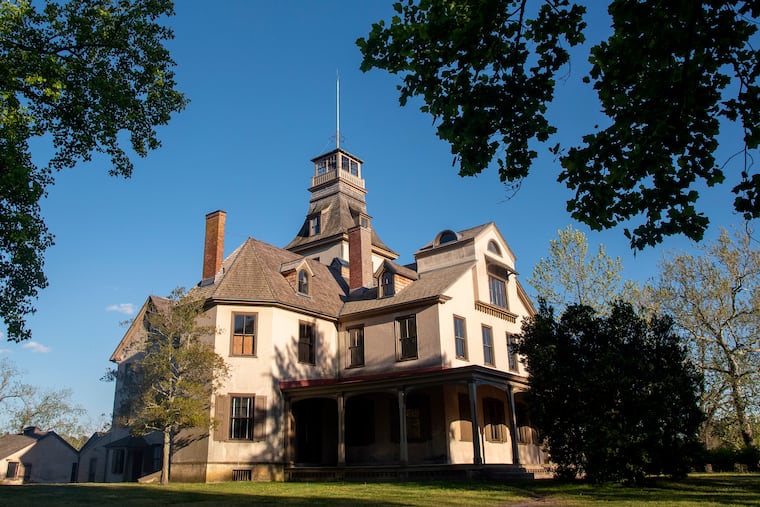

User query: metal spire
[336,70,340,149]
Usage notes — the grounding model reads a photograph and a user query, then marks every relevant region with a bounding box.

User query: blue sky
[1,1,752,431]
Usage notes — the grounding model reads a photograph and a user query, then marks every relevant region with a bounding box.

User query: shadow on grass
[1,474,758,507]
[518,473,760,506]
[0,483,411,507]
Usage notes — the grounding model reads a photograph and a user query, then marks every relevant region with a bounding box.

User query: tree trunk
[726,355,756,448]
[161,428,171,485]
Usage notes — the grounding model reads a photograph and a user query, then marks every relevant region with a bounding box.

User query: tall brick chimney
[203,210,226,280]
[348,219,373,291]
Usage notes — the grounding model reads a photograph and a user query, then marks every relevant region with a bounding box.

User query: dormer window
[297,269,310,295]
[381,271,394,297]
[434,229,460,247]
[487,264,509,309]
[309,215,321,236]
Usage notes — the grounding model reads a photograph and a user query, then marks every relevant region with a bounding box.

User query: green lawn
[0,473,757,507]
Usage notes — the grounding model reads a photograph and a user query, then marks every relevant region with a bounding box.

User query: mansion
[85,145,545,482]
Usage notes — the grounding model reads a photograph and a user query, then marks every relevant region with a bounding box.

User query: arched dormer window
[487,240,502,256]
[434,229,460,246]
[297,269,309,295]
[381,271,394,297]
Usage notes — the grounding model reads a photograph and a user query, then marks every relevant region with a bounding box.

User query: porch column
[507,385,520,465]
[398,389,408,465]
[283,398,292,464]
[468,380,483,465]
[337,393,346,467]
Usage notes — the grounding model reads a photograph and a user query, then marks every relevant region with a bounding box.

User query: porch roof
[279,365,529,399]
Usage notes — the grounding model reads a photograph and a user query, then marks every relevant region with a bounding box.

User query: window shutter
[253,395,267,442]
[214,395,229,441]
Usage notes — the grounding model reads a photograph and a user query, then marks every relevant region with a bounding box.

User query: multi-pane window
[489,275,507,308]
[6,461,19,479]
[381,271,394,297]
[348,327,364,367]
[482,325,494,365]
[397,315,418,360]
[309,215,321,236]
[341,155,359,175]
[507,333,519,371]
[454,316,467,359]
[230,396,254,440]
[297,269,309,295]
[299,322,315,364]
[483,397,507,442]
[232,314,256,356]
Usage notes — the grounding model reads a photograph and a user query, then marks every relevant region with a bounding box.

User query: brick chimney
[348,219,373,291]
[203,210,226,280]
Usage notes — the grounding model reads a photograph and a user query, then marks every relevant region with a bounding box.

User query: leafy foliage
[117,288,228,484]
[0,0,187,341]
[358,0,760,249]
[0,357,88,447]
[528,225,637,314]
[517,301,703,483]
[646,228,760,448]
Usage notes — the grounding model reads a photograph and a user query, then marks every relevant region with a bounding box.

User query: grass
[0,473,757,507]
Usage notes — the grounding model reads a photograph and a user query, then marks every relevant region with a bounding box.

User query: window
[507,333,519,371]
[151,445,162,472]
[348,327,364,367]
[232,469,252,481]
[230,396,254,440]
[111,449,125,474]
[6,461,19,480]
[232,314,256,356]
[309,214,321,236]
[298,322,315,364]
[397,315,417,360]
[482,325,494,365]
[483,397,507,442]
[437,229,459,245]
[381,271,394,297]
[316,159,327,176]
[489,275,507,308]
[454,316,467,359]
[297,269,309,295]
[214,394,267,442]
[487,240,502,255]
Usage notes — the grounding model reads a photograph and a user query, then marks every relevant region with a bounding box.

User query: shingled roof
[341,262,473,317]
[193,237,345,319]
[284,193,396,257]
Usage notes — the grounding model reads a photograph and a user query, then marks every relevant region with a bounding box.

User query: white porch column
[507,384,520,465]
[398,389,408,465]
[468,380,483,465]
[337,393,346,466]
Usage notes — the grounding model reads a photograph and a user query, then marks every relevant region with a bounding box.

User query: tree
[116,288,228,485]
[517,301,703,483]
[0,0,187,342]
[358,1,760,250]
[528,225,636,314]
[647,228,760,448]
[0,358,88,447]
